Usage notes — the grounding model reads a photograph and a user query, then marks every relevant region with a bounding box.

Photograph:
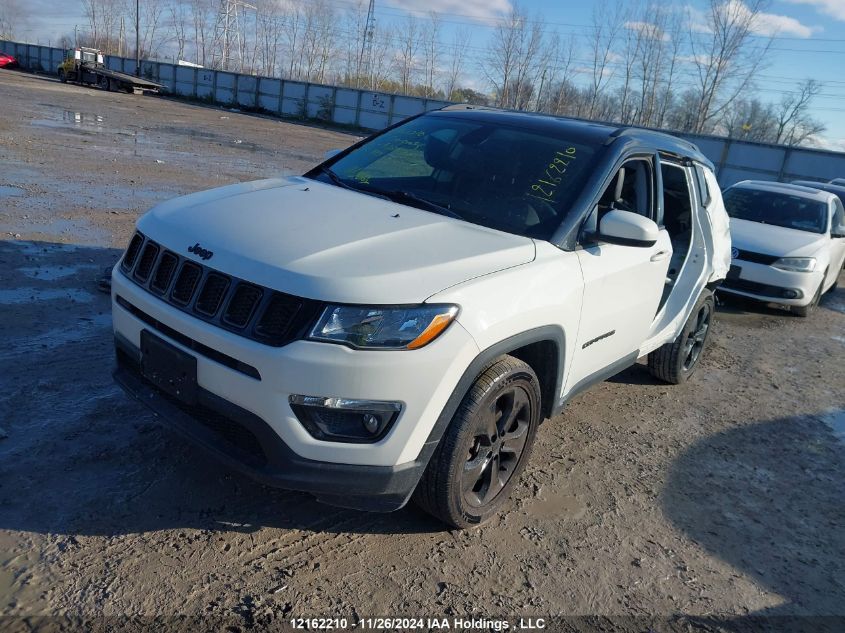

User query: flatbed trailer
[58,48,162,95]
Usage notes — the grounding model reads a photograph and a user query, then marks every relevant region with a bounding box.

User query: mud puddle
[528,488,588,521]
[0,287,95,305]
[30,108,135,137]
[19,263,101,280]
[0,185,25,198]
[821,410,845,444]
[0,217,110,244]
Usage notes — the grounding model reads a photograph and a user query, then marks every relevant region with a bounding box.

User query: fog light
[363,413,380,434]
[782,289,801,299]
[289,395,402,443]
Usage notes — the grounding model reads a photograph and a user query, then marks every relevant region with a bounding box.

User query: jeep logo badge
[188,243,213,260]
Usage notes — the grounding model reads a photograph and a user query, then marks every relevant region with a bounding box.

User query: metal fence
[4,38,845,188]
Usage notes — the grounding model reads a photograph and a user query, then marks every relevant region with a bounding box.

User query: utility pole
[74,24,78,47]
[536,68,547,113]
[119,17,125,57]
[211,0,256,72]
[135,0,140,76]
[356,0,375,88]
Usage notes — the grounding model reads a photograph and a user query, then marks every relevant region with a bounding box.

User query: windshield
[723,187,828,234]
[310,114,601,240]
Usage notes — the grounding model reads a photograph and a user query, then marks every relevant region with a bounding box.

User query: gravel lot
[1,70,844,631]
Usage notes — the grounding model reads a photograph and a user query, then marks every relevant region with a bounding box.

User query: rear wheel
[648,290,715,384]
[413,356,541,529]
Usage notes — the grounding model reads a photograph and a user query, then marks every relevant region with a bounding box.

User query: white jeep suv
[720,180,845,316]
[112,108,730,528]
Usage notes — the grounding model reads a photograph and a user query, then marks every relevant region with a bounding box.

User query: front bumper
[110,268,481,510]
[114,335,422,512]
[719,260,823,306]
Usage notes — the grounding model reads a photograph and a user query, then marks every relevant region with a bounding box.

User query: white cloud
[804,134,845,152]
[382,0,512,23]
[624,21,671,42]
[687,1,819,38]
[730,1,819,37]
[784,0,845,22]
[678,53,713,66]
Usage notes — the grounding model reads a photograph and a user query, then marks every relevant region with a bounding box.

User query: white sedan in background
[719,181,845,317]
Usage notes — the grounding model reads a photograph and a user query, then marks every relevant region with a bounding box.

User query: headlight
[772,257,816,273]
[308,304,459,349]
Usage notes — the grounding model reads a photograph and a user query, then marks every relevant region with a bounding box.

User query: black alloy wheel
[462,385,532,509]
[682,302,711,371]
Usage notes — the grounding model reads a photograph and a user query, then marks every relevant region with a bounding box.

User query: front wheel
[648,290,715,384]
[793,277,824,317]
[413,356,541,529]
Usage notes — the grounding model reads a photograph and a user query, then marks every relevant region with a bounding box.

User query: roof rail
[438,103,500,112]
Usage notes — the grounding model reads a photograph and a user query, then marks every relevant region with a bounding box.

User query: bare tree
[585,1,623,119]
[444,27,470,101]
[395,14,421,94]
[189,0,216,66]
[687,0,772,133]
[254,0,283,76]
[775,79,824,145]
[619,3,647,124]
[540,34,576,115]
[654,8,684,128]
[421,12,441,98]
[169,2,190,61]
[482,3,545,110]
[299,0,336,83]
[283,1,304,78]
[0,0,25,40]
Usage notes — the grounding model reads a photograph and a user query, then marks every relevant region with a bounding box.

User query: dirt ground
[1,70,844,631]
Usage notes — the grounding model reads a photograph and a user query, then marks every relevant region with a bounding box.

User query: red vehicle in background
[0,52,19,69]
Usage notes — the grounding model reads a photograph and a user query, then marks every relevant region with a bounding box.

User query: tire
[648,290,715,384]
[793,278,823,317]
[413,355,541,529]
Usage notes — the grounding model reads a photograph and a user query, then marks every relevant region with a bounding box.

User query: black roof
[792,180,845,197]
[431,106,711,167]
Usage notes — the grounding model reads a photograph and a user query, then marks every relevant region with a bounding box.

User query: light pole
[135,0,140,76]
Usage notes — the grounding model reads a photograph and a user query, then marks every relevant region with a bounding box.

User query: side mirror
[323,149,342,160]
[597,209,659,247]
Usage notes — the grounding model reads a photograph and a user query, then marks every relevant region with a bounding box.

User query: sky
[13,0,845,148]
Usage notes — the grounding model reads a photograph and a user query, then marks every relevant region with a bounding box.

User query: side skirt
[551,351,639,417]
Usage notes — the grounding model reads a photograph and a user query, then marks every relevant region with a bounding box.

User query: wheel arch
[414,326,566,468]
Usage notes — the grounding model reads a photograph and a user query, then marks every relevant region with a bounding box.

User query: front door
[565,159,671,393]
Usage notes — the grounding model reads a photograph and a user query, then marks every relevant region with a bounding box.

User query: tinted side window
[832,198,845,231]
[661,163,694,236]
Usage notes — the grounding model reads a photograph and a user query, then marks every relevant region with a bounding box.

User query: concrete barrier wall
[4,38,845,188]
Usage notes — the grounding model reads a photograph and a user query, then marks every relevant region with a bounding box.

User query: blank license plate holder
[140,329,198,405]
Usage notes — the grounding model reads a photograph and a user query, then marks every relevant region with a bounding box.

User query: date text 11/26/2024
[290,617,548,630]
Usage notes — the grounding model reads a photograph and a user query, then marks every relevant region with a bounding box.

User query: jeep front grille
[119,232,322,347]
[134,242,159,282]
[121,233,144,272]
[150,251,178,294]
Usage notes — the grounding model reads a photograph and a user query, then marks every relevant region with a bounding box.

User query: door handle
[650,250,670,262]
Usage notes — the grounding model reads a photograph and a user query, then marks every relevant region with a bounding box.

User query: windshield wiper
[316,167,463,219]
[315,166,396,202]
[316,165,358,192]
[375,189,464,220]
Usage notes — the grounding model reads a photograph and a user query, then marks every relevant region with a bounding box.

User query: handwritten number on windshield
[528,148,577,203]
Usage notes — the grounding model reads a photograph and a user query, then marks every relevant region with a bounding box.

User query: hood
[729,218,826,258]
[137,177,536,304]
